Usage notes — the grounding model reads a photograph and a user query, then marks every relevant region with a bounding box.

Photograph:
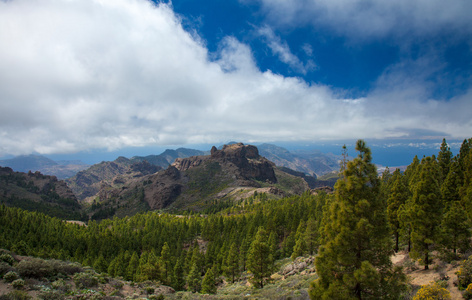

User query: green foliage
[16,258,54,279]
[0,253,15,265]
[412,281,451,300]
[457,256,472,290]
[464,283,472,300]
[410,156,442,269]
[247,227,273,288]
[310,140,407,300]
[3,271,19,283]
[11,279,25,290]
[201,266,217,294]
[187,262,201,293]
[73,271,99,289]
[0,262,13,277]
[0,290,31,300]
[387,169,408,252]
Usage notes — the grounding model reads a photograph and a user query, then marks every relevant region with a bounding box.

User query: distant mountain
[84,143,310,219]
[257,144,340,177]
[0,166,84,220]
[0,155,90,179]
[131,148,207,168]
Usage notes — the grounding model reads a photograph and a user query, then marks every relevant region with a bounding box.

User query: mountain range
[1,143,337,220]
[0,144,340,180]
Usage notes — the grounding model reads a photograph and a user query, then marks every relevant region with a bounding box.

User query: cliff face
[172,143,277,184]
[83,143,309,219]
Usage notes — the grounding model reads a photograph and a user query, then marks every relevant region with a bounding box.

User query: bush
[0,261,13,277]
[11,279,25,290]
[73,271,99,289]
[0,290,31,300]
[457,257,472,290]
[16,258,53,279]
[3,271,20,283]
[51,278,71,293]
[0,254,15,266]
[48,259,83,275]
[464,283,472,300]
[413,281,451,300]
[37,290,64,300]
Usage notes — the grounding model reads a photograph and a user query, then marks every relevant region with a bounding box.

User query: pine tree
[224,242,240,283]
[438,138,453,183]
[305,217,319,255]
[439,200,471,256]
[126,251,139,281]
[387,169,408,252]
[247,227,272,288]
[309,140,407,299]
[160,242,171,285]
[410,156,442,270]
[201,266,217,294]
[187,262,201,293]
[172,257,185,291]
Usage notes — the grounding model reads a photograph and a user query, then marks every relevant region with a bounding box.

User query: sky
[1,0,471,163]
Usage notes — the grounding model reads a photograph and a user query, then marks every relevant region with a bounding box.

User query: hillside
[85,143,310,219]
[0,167,84,220]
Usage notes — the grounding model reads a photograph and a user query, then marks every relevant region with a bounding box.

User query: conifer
[410,157,442,269]
[247,227,272,288]
[201,266,217,294]
[310,140,407,299]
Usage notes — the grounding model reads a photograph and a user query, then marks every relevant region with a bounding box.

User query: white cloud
[0,0,471,156]
[257,25,315,74]
[253,0,472,40]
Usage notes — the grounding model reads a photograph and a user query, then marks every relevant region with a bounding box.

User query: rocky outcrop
[172,143,277,184]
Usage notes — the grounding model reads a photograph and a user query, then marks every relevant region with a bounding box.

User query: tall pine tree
[309,140,407,299]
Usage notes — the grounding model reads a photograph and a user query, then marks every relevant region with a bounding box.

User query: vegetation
[0,137,471,299]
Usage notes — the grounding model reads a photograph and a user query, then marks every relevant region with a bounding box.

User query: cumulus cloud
[0,0,471,156]
[257,25,315,74]
[252,0,472,39]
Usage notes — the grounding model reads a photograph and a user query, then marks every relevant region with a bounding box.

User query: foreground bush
[458,256,472,290]
[73,271,99,289]
[3,271,20,283]
[16,258,54,279]
[0,290,31,300]
[413,281,451,300]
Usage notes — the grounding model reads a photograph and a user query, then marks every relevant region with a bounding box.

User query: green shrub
[37,289,64,300]
[48,259,83,275]
[73,271,99,289]
[51,278,71,293]
[0,290,31,300]
[3,271,20,283]
[0,261,13,277]
[16,258,53,279]
[0,254,15,266]
[11,279,25,289]
[457,256,472,290]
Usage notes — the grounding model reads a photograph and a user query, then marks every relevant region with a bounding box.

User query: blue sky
[0,0,471,162]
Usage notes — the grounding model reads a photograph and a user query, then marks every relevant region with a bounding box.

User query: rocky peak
[172,143,277,184]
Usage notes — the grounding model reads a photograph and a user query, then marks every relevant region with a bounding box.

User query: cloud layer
[0,0,471,156]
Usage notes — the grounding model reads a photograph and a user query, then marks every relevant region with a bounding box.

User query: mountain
[258,143,340,177]
[66,157,161,201]
[85,143,310,219]
[0,166,84,220]
[130,148,207,168]
[0,154,90,179]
